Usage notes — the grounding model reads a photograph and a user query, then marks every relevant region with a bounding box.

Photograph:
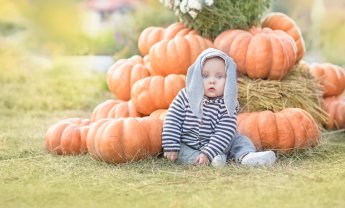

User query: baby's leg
[227,133,256,162]
[176,143,200,165]
[227,133,276,166]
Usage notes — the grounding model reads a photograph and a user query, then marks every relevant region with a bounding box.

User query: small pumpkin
[91,99,142,122]
[309,63,345,97]
[149,34,213,76]
[262,12,305,62]
[214,27,297,80]
[150,109,168,121]
[138,26,165,56]
[131,74,186,115]
[237,108,319,153]
[45,118,91,155]
[322,96,345,129]
[87,117,163,164]
[107,55,150,101]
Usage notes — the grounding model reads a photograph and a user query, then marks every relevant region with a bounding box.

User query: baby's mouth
[208,87,215,91]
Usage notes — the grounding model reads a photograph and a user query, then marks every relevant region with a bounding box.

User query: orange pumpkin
[106,55,150,101]
[87,117,163,164]
[214,27,297,80]
[45,118,91,155]
[262,12,305,62]
[149,34,213,76]
[131,74,186,115]
[309,63,345,97]
[138,22,197,56]
[150,109,168,121]
[237,108,319,153]
[143,55,155,75]
[91,99,142,122]
[163,22,198,40]
[138,27,165,56]
[322,96,345,129]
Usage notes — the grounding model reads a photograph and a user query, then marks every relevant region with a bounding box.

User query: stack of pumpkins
[45,13,344,164]
[45,23,213,163]
[309,64,345,129]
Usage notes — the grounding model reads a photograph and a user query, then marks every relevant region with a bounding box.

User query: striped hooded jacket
[162,48,238,161]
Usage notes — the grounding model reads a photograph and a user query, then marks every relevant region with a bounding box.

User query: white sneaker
[211,154,226,168]
[241,151,276,166]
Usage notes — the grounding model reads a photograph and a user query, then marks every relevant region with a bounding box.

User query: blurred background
[0,0,344,79]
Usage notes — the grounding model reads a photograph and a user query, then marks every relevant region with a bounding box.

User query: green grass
[1,59,345,207]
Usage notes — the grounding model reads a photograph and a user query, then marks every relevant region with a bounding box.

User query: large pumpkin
[45,118,91,155]
[322,96,345,129]
[149,34,213,76]
[87,117,163,164]
[131,74,186,115]
[138,22,197,56]
[214,27,297,80]
[309,63,345,97]
[237,108,319,153]
[106,55,150,101]
[91,99,142,122]
[262,12,305,62]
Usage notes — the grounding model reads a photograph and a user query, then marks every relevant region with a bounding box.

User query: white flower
[174,0,181,7]
[188,10,198,19]
[204,0,214,6]
[163,0,174,9]
[187,0,202,11]
[180,0,188,13]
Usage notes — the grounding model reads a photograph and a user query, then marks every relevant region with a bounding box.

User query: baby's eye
[202,74,208,78]
[216,75,225,79]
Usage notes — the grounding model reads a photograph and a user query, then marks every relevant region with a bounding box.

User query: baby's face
[202,57,226,98]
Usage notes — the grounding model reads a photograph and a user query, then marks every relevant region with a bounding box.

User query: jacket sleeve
[201,111,237,161]
[162,90,186,152]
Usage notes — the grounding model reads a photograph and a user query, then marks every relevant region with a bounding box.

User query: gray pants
[176,133,256,165]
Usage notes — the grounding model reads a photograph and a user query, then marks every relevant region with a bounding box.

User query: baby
[162,48,276,167]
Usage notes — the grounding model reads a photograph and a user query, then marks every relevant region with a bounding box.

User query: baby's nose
[209,78,216,83]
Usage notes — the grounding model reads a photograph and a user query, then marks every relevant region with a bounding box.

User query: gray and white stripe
[162,88,237,161]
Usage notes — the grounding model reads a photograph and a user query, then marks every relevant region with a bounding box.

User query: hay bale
[238,61,329,126]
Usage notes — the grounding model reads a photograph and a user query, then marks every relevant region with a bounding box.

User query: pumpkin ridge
[65,125,80,154]
[268,34,274,78]
[96,119,113,161]
[270,32,287,79]
[245,34,255,78]
[281,110,297,149]
[254,112,263,149]
[295,108,319,146]
[119,119,130,162]
[163,75,169,107]
[274,112,294,152]
[277,32,290,79]
[281,32,297,73]
[292,110,309,147]
[139,118,153,159]
[233,34,249,73]
[185,36,194,70]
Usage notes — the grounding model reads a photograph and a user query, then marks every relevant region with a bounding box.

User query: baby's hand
[195,153,210,166]
[164,152,178,162]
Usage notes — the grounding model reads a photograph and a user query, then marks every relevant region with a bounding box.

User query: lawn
[1,58,345,208]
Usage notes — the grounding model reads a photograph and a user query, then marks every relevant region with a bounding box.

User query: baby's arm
[162,90,186,162]
[201,112,237,162]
